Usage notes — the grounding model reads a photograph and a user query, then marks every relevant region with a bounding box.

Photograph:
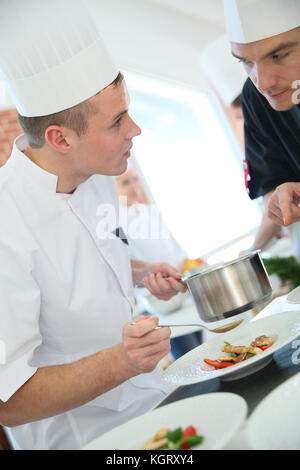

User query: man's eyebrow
[231,41,298,62]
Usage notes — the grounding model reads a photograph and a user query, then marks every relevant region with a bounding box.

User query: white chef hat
[224,0,300,44]
[0,0,119,117]
[200,35,247,106]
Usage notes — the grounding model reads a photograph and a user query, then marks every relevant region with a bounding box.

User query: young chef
[223,0,300,260]
[0,0,185,450]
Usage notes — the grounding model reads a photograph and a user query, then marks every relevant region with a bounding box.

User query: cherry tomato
[181,441,190,449]
[182,425,197,437]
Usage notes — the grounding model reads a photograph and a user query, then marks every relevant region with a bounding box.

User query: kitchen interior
[1,0,300,451]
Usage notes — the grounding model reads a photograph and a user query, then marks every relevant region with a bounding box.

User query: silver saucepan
[136,250,272,333]
[182,250,272,325]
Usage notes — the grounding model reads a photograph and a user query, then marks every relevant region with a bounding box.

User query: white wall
[88,0,224,92]
[0,81,13,109]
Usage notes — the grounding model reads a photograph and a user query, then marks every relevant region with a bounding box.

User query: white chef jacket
[0,135,170,450]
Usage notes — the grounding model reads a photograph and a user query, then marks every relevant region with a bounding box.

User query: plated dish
[247,372,300,450]
[162,310,300,386]
[82,393,247,450]
[140,425,203,450]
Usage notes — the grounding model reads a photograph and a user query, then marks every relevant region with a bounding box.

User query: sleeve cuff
[0,353,37,402]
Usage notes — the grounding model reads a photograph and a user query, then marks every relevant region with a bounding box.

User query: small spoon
[131,318,243,334]
[158,319,244,334]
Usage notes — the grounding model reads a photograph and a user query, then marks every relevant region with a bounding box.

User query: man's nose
[127,116,142,139]
[252,61,278,93]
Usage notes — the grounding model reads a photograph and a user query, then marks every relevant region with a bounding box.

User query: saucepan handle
[135,277,187,288]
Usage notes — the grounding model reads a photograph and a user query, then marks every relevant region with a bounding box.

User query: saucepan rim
[182,250,262,283]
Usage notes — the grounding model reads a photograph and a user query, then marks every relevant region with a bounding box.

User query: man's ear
[44,125,72,153]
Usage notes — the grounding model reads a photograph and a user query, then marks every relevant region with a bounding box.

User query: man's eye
[273,53,289,61]
[113,118,122,128]
[238,58,251,66]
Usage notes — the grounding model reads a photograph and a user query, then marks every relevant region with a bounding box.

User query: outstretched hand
[268,182,300,226]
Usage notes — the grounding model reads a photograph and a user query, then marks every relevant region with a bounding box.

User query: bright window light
[125,72,260,259]
[0,81,6,105]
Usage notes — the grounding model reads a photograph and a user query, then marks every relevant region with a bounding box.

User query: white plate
[287,285,300,304]
[82,393,247,450]
[161,310,300,386]
[247,372,300,449]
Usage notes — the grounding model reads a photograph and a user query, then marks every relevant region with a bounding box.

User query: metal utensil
[134,282,244,333]
[183,250,272,323]
[158,318,244,333]
[131,318,243,333]
[135,250,272,334]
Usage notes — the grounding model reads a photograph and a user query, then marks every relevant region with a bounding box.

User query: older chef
[223,0,300,259]
[0,0,185,450]
[201,32,285,255]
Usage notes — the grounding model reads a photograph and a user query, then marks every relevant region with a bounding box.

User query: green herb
[262,256,300,290]
[224,341,231,345]
[166,427,182,443]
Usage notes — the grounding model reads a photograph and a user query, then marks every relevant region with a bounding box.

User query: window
[125,72,260,260]
[0,81,6,106]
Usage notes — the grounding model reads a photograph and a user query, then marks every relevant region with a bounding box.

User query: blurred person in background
[116,163,204,359]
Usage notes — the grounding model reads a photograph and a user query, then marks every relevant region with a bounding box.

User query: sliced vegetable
[260,344,272,351]
[204,334,273,371]
[246,353,256,359]
[204,358,233,369]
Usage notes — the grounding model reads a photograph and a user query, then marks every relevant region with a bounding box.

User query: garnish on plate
[203,335,274,370]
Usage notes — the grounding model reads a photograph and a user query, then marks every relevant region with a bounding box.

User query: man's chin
[265,93,296,111]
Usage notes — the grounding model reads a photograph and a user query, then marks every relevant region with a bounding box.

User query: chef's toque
[0,0,119,117]
[224,0,300,43]
[200,35,247,106]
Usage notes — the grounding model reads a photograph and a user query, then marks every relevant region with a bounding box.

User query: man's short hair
[18,72,124,148]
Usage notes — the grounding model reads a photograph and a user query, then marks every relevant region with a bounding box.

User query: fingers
[143,272,187,300]
[122,316,171,373]
[268,183,300,226]
[268,188,292,226]
[267,200,287,226]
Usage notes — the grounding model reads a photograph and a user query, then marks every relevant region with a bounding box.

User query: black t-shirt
[242,78,300,200]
